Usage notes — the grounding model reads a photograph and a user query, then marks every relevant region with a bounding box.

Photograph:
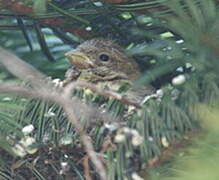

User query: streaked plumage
[64,38,154,103]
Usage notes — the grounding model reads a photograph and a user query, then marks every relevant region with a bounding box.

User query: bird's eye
[99,53,110,62]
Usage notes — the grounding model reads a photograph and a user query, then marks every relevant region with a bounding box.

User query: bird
[64,38,154,103]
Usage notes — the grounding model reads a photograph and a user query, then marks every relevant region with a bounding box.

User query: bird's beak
[65,51,94,69]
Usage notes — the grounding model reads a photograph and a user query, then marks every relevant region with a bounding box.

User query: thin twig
[83,155,92,180]
[64,81,142,108]
[0,48,107,180]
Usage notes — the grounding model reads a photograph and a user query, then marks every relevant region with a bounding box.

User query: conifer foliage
[0,0,219,179]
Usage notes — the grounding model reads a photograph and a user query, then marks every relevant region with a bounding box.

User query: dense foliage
[0,0,219,179]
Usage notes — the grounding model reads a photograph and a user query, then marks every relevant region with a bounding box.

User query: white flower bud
[114,134,126,143]
[131,172,144,180]
[148,136,153,142]
[2,97,12,101]
[123,127,131,134]
[44,108,56,117]
[22,124,34,135]
[60,135,73,145]
[61,162,69,170]
[85,26,92,31]
[84,89,93,95]
[185,63,192,68]
[161,136,169,148]
[93,2,103,6]
[130,129,139,136]
[176,39,184,44]
[176,67,183,72]
[12,144,27,157]
[19,136,37,154]
[128,106,136,113]
[131,135,143,146]
[52,78,63,87]
[125,151,132,158]
[20,136,36,147]
[104,123,119,132]
[172,74,186,85]
[21,98,27,102]
[156,89,164,98]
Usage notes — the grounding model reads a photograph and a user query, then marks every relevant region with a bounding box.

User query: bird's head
[65,38,140,81]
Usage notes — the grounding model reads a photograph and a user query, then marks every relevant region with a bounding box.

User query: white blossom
[22,124,34,135]
[128,106,136,113]
[172,74,186,85]
[19,136,38,154]
[20,136,36,147]
[123,127,131,134]
[60,135,73,145]
[12,144,27,157]
[131,135,143,146]
[2,97,12,101]
[161,136,169,148]
[44,108,56,117]
[85,26,92,31]
[114,134,126,143]
[167,46,172,50]
[131,172,144,180]
[130,129,139,136]
[52,78,63,87]
[176,66,183,72]
[61,162,69,169]
[125,151,132,158]
[156,89,164,98]
[176,39,184,44]
[104,123,119,132]
[148,136,153,142]
[93,2,103,6]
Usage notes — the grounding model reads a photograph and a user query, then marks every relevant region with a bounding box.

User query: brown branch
[100,137,115,154]
[0,47,47,87]
[0,48,107,180]
[64,81,142,108]
[0,83,107,179]
[60,98,107,180]
[0,47,142,180]
[0,46,145,179]
[83,155,92,180]
[1,0,34,14]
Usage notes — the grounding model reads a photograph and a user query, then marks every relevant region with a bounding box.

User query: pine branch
[0,47,107,180]
[0,0,92,38]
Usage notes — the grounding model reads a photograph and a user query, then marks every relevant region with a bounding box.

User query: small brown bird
[64,38,154,103]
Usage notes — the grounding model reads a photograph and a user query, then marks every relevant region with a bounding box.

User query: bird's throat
[77,68,129,83]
